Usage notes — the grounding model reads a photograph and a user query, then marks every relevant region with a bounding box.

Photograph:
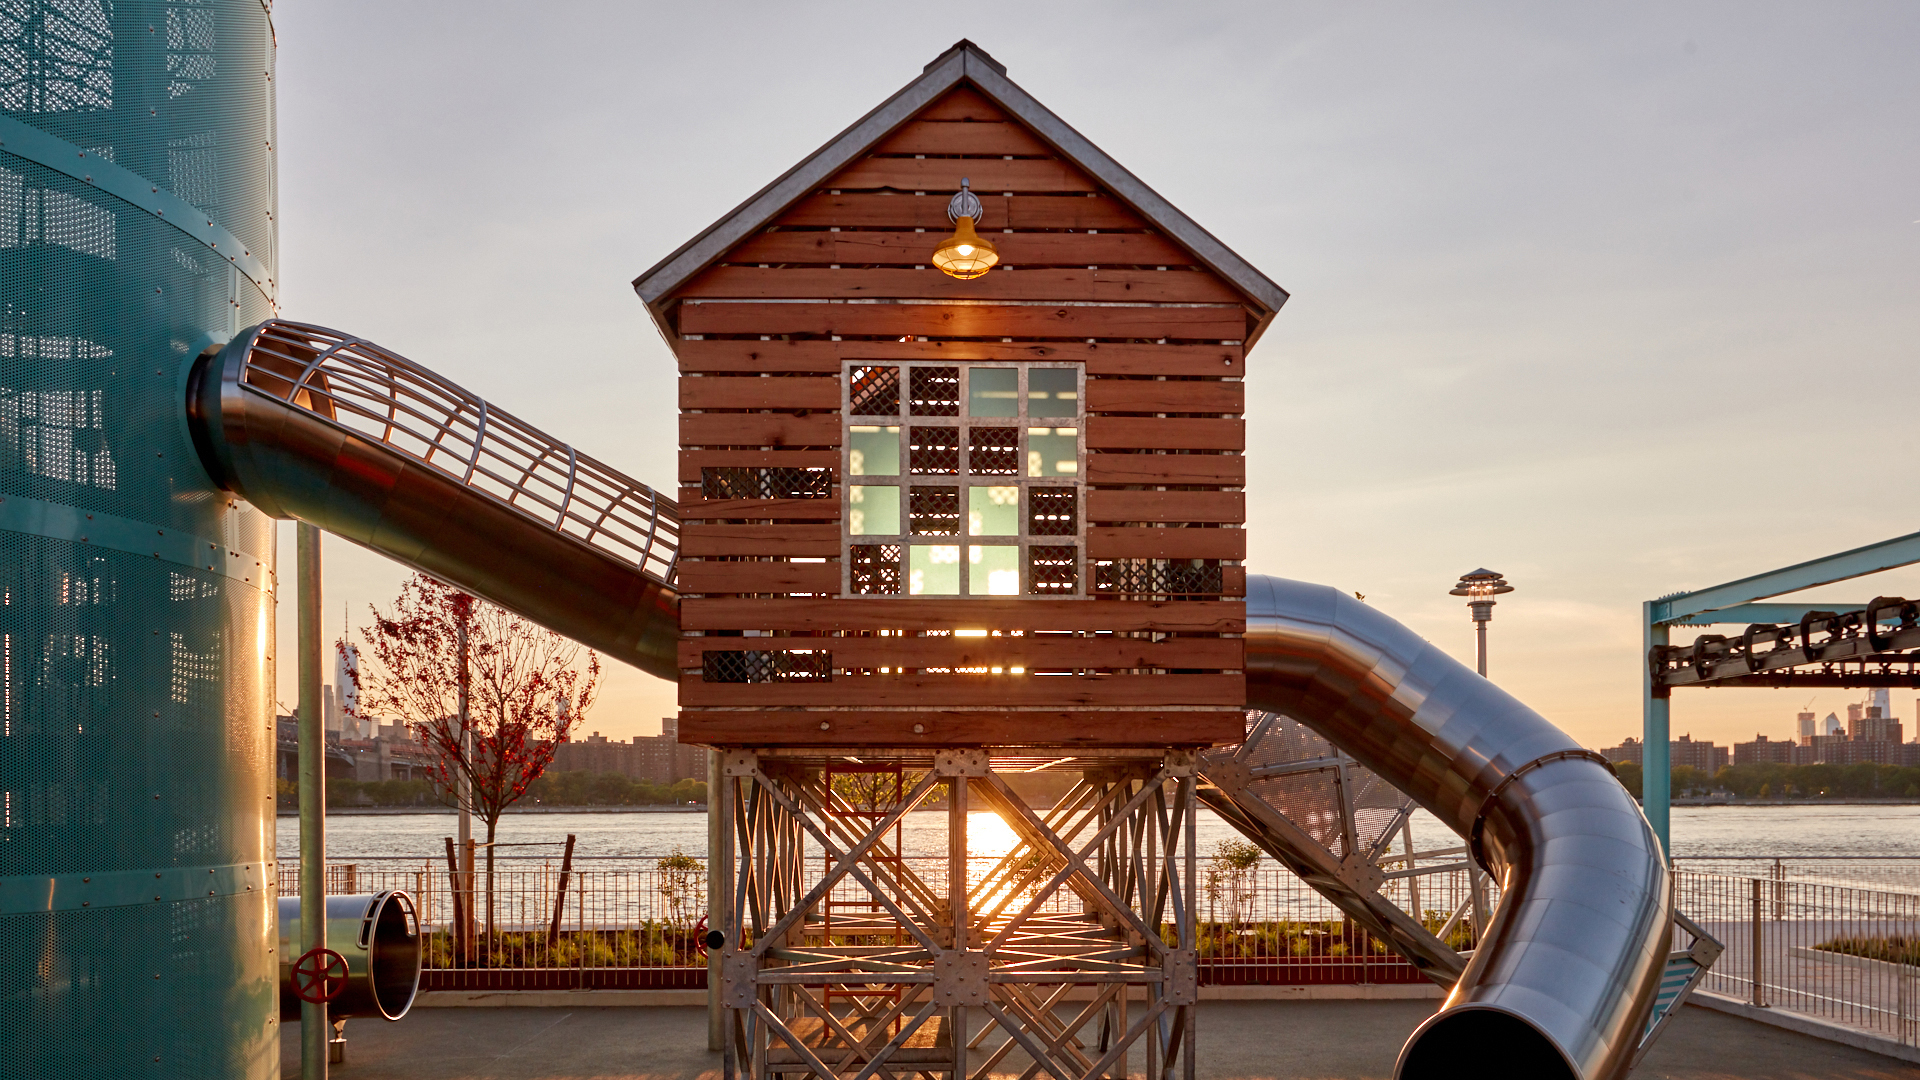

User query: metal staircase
[1197,710,1475,983]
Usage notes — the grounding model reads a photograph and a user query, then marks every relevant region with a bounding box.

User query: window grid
[842,361,1083,598]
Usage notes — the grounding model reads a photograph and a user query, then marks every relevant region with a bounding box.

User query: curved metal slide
[186,320,1675,1080]
[1240,575,1673,1080]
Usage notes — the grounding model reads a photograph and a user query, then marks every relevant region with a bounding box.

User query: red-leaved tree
[344,573,598,938]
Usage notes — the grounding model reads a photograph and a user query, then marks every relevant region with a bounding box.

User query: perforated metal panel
[0,4,278,1077]
[1227,711,1415,860]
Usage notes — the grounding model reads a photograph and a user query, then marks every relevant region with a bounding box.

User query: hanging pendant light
[931,178,999,279]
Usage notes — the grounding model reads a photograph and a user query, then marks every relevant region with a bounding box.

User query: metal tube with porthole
[279,891,424,1022]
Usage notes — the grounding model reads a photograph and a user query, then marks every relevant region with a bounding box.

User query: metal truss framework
[1651,597,1920,689]
[1196,711,1481,984]
[711,748,1200,1080]
[1643,529,1920,851]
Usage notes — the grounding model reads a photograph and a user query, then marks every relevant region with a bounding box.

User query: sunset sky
[269,3,1920,751]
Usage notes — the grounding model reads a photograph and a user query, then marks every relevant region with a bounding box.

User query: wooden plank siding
[676,301,1244,341]
[870,119,1056,157]
[681,674,1244,708]
[1085,453,1245,486]
[678,635,1243,671]
[674,561,839,595]
[681,598,1244,634]
[666,84,1256,749]
[677,710,1247,749]
[675,339,1245,377]
[678,449,839,484]
[776,194,1146,231]
[723,229,1200,268]
[678,376,841,411]
[677,266,1241,304]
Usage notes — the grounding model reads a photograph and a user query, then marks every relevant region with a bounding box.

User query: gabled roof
[633,40,1289,349]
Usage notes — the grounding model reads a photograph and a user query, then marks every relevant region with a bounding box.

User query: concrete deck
[283,1002,1919,1079]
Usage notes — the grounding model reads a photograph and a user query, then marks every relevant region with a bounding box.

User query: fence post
[443,838,465,966]
[547,833,577,951]
[1750,877,1766,1008]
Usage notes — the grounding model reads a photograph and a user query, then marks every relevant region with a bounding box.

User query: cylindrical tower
[0,4,279,1077]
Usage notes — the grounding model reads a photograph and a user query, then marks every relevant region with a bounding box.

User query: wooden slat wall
[668,83,1253,749]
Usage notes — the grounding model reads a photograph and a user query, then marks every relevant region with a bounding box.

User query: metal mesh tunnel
[187,319,682,680]
[0,4,281,1077]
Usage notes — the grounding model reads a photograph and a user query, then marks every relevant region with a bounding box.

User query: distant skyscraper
[1797,711,1817,745]
[1823,712,1844,737]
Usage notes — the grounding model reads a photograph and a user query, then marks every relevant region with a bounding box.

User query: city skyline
[270,4,1920,748]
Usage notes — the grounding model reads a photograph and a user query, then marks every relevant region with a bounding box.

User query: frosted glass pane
[1028,368,1078,417]
[848,485,899,536]
[909,545,961,595]
[968,367,1019,417]
[968,486,1019,536]
[1027,429,1079,477]
[969,545,1019,595]
[848,426,900,476]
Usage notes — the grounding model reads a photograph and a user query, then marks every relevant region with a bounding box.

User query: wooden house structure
[636,40,1287,753]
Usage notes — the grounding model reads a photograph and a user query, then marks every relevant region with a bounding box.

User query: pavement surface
[284,1002,1918,1079]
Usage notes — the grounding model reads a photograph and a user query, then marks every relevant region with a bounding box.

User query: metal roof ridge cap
[632,52,968,307]
[957,60,1289,324]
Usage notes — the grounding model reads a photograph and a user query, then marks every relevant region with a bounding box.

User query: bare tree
[345,574,598,945]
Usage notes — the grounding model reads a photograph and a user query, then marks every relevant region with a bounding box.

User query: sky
[268,3,1920,751]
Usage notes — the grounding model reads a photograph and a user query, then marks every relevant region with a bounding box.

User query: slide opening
[1399,1008,1576,1080]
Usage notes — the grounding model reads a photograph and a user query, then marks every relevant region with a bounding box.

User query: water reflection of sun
[966,810,1020,861]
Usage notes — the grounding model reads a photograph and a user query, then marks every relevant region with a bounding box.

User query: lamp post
[1450,569,1514,677]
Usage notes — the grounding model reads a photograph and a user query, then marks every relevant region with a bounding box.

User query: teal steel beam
[1642,606,1670,859]
[298,523,328,1079]
[1650,531,1920,625]
[1667,602,1878,627]
[1643,529,1920,856]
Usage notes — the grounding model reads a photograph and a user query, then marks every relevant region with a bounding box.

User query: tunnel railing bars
[236,320,680,584]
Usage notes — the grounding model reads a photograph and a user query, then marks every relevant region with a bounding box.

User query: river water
[278,804,1920,863]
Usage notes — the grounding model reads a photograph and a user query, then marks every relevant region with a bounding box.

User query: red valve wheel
[694,915,710,957]
[291,947,349,1004]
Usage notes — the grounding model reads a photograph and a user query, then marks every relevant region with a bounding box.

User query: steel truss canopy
[1646,529,1920,689]
[1642,529,1920,854]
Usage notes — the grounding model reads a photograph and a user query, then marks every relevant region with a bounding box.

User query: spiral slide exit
[188,320,1682,1080]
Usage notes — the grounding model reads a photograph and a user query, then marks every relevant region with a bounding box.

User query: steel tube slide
[1245,575,1670,1080]
[186,321,680,679]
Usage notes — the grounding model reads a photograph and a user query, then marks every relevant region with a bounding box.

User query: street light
[1450,568,1514,677]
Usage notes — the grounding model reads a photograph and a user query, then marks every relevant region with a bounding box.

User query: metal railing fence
[1674,856,1920,896]
[1676,870,1920,1046]
[277,855,1489,989]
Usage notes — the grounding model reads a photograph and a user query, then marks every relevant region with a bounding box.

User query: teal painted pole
[298,523,329,1078]
[1642,603,1671,859]
[707,746,722,1051]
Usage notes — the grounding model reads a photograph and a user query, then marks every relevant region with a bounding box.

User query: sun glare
[966,810,1020,860]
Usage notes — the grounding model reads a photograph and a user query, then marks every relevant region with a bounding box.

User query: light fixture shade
[932,215,999,279]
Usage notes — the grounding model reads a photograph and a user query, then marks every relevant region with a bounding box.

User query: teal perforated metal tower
[0,4,280,1077]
